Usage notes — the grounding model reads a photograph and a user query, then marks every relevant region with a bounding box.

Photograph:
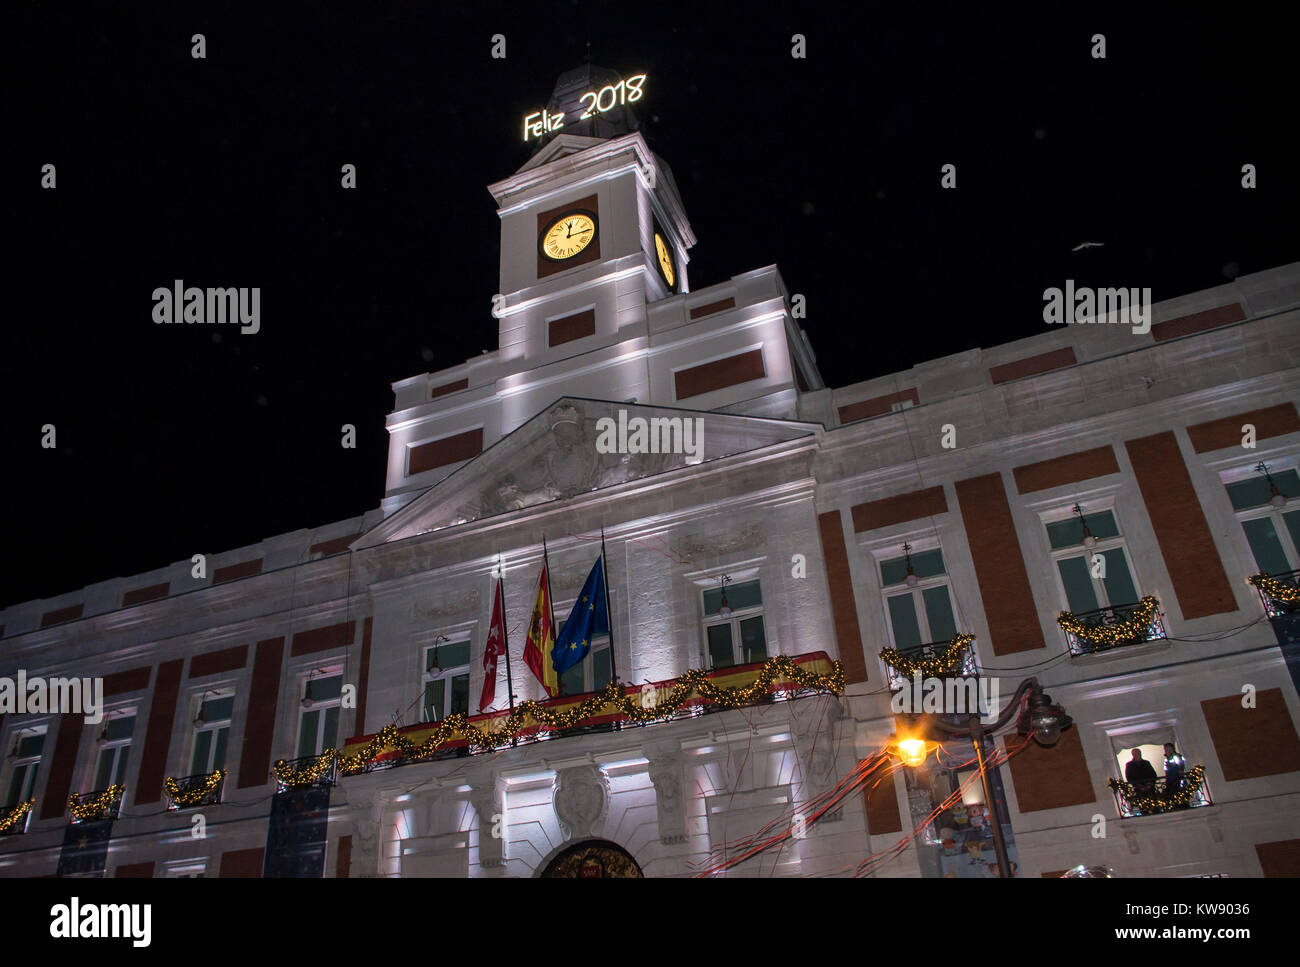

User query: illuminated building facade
[3,67,1300,879]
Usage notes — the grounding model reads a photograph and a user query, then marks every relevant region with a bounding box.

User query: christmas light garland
[67,785,123,822]
[1107,765,1207,815]
[163,769,224,808]
[1248,573,1300,603]
[880,635,974,678]
[340,655,844,774]
[273,749,338,789]
[1057,596,1160,647]
[0,800,33,834]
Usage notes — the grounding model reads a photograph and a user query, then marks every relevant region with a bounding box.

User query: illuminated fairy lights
[1248,573,1300,603]
[340,655,845,775]
[272,749,338,790]
[1107,765,1208,815]
[0,800,34,834]
[68,785,123,823]
[880,634,974,679]
[163,769,224,808]
[1057,595,1161,647]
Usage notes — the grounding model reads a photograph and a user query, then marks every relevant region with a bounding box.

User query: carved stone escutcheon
[553,764,610,842]
[645,739,687,845]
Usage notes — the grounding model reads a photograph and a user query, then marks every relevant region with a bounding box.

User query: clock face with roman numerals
[540,212,598,261]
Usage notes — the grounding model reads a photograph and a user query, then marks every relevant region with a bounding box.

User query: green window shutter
[1058,555,1100,613]
[1242,517,1291,575]
[739,615,767,664]
[921,586,958,642]
[887,593,923,649]
[707,624,734,668]
[298,710,320,759]
[1099,548,1139,606]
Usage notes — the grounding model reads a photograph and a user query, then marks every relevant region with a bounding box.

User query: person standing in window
[1162,743,1186,800]
[1124,748,1158,798]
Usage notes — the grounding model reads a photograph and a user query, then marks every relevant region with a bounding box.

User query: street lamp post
[901,677,1072,879]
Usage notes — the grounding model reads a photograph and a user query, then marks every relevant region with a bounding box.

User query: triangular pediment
[358,398,818,547]
[516,134,609,174]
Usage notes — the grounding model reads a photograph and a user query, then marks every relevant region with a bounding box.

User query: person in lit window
[1162,742,1186,800]
[1124,748,1158,798]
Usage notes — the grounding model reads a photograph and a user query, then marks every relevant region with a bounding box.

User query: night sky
[4,3,1297,609]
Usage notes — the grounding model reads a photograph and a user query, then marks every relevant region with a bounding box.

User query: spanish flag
[523,558,558,697]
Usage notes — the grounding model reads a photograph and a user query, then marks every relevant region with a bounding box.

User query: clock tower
[381,66,822,509]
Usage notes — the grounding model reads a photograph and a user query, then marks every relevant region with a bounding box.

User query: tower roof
[530,63,641,156]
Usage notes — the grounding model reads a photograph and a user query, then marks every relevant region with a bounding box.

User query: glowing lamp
[897,738,929,767]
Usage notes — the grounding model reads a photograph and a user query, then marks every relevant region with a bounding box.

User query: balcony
[68,785,124,823]
[1108,766,1211,818]
[1249,569,1300,618]
[1058,597,1166,656]
[273,751,339,792]
[164,770,225,810]
[881,635,979,691]
[0,801,34,836]
[339,651,843,776]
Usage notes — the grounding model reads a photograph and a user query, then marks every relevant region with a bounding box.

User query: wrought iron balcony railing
[1059,597,1166,656]
[338,651,843,776]
[882,636,979,691]
[1108,766,1211,818]
[1248,569,1300,618]
[164,770,225,810]
[0,801,34,836]
[68,785,124,823]
[273,751,339,792]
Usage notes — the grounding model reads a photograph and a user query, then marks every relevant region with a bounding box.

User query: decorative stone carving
[553,764,610,842]
[469,778,506,870]
[791,696,842,801]
[1124,829,1140,854]
[412,587,481,623]
[675,522,764,562]
[646,742,687,845]
[349,783,402,878]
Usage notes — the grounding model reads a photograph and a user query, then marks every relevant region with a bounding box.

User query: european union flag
[552,555,609,676]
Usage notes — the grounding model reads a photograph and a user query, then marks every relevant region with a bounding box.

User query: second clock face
[654,232,676,288]
[540,212,598,261]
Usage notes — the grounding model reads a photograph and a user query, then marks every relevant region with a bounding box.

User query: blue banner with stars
[551,555,609,676]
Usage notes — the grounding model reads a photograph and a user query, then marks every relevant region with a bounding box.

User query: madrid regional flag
[523,559,558,697]
[552,555,609,678]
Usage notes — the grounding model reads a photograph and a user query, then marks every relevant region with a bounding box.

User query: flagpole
[601,526,621,733]
[544,535,559,697]
[499,554,517,747]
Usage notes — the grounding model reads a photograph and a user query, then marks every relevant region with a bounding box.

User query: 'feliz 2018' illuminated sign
[523,73,646,141]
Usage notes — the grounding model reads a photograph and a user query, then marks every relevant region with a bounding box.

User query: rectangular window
[557,618,611,696]
[702,580,768,669]
[1047,509,1141,613]
[1228,470,1300,576]
[423,638,471,722]
[297,674,343,758]
[879,548,960,648]
[4,731,46,808]
[93,712,136,790]
[191,695,234,775]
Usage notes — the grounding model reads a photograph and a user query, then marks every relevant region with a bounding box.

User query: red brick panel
[1256,839,1300,877]
[851,486,948,533]
[310,533,361,557]
[536,193,600,279]
[40,711,87,820]
[213,559,263,584]
[689,296,736,320]
[863,774,903,835]
[40,603,84,627]
[429,378,468,400]
[674,349,766,400]
[238,636,285,789]
[103,666,152,697]
[408,428,484,476]
[1186,402,1300,454]
[114,862,155,878]
[1002,728,1097,812]
[189,644,249,679]
[816,511,868,686]
[1125,431,1236,619]
[291,620,356,658]
[337,835,353,878]
[134,659,184,806]
[355,617,374,738]
[1201,688,1300,781]
[989,347,1077,384]
[219,847,265,878]
[548,308,596,347]
[954,473,1045,655]
[838,388,920,424]
[1151,303,1246,343]
[1013,446,1120,494]
[122,582,169,607]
